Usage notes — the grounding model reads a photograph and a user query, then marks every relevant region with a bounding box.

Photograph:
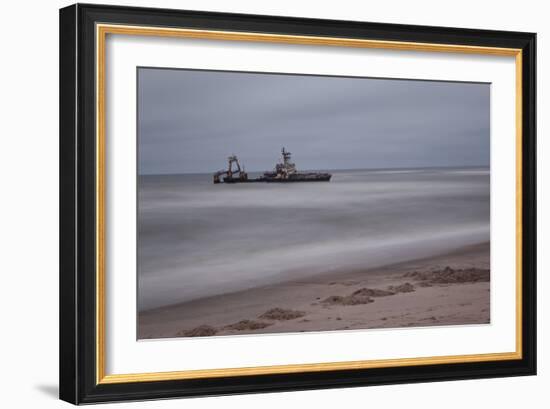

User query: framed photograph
[59,3,536,404]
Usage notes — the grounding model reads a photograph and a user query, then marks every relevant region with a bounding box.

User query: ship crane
[213,154,248,183]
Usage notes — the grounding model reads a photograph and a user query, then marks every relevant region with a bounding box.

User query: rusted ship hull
[260,173,331,182]
[222,173,331,183]
[220,177,256,184]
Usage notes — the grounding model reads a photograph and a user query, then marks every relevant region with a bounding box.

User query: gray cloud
[138,68,489,174]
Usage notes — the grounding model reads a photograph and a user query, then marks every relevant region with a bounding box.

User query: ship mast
[279,147,296,177]
[281,147,291,166]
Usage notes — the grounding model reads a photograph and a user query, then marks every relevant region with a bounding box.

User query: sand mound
[404,267,489,284]
[322,293,374,306]
[179,325,218,337]
[225,320,273,331]
[259,308,306,321]
[352,288,395,297]
[387,282,415,293]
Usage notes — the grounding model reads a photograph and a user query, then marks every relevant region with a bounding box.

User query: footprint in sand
[224,320,273,331]
[259,308,306,321]
[178,325,218,337]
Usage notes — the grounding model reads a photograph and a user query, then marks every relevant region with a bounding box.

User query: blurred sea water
[138,167,489,310]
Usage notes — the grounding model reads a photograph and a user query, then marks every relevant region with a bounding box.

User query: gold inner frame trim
[96,23,523,385]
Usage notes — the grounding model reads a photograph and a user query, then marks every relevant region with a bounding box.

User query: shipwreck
[213,148,332,184]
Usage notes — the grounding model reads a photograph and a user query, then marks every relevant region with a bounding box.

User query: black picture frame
[60,3,536,404]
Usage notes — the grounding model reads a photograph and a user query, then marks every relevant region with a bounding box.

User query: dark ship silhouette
[213,148,332,184]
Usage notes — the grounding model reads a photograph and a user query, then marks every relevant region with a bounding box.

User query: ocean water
[138,168,489,311]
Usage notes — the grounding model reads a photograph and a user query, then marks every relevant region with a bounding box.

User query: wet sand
[138,242,490,339]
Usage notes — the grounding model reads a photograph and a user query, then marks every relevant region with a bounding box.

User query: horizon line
[138,164,490,177]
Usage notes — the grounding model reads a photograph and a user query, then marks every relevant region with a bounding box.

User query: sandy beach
[138,242,490,339]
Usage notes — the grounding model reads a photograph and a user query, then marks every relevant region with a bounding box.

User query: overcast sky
[138,68,489,175]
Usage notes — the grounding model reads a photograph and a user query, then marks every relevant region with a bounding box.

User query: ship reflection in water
[213,147,332,184]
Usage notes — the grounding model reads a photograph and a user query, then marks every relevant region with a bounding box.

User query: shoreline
[138,242,490,339]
